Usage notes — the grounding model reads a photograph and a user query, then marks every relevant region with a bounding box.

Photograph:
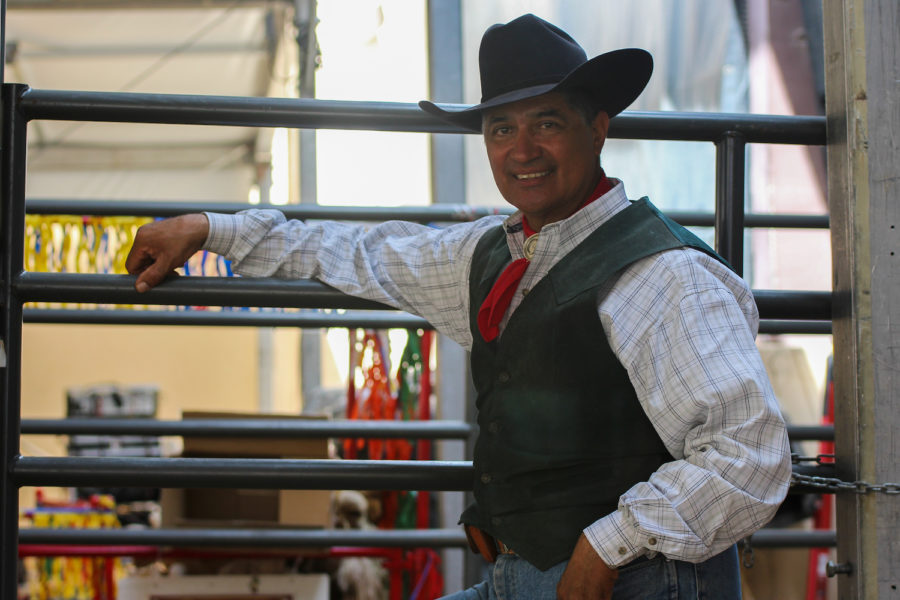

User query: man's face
[482,92,610,231]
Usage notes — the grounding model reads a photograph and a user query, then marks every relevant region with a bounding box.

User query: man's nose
[510,131,541,162]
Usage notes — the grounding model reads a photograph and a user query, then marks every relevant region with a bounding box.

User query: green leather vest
[462,199,730,570]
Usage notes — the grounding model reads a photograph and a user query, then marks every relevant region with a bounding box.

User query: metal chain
[740,537,755,569]
[791,453,835,465]
[790,454,900,494]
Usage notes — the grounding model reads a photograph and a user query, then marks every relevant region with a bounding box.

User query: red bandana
[476,172,614,342]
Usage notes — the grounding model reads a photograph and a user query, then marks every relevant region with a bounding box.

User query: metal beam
[748,529,836,549]
[13,272,393,310]
[15,88,826,143]
[18,418,827,442]
[23,198,830,228]
[16,526,837,550]
[12,456,474,490]
[715,132,747,275]
[20,417,473,439]
[0,82,28,600]
[12,273,833,320]
[18,527,469,548]
[12,455,836,494]
[23,308,431,329]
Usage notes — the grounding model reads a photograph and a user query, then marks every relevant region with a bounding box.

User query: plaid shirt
[203,181,791,567]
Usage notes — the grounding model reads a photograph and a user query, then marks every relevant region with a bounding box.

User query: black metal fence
[1,83,833,596]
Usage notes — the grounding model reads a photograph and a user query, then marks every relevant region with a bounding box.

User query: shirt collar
[502,179,631,258]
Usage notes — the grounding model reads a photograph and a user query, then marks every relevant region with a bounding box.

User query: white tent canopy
[5,0,302,202]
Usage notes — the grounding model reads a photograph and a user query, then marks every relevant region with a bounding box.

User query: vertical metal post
[714,132,746,276]
[1,82,28,600]
[426,0,473,592]
[295,0,322,406]
[427,0,466,209]
[1,0,6,85]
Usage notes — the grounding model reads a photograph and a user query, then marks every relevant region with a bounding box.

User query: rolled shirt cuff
[201,211,240,256]
[583,510,652,568]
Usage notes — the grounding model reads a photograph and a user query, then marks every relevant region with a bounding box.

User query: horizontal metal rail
[23,308,432,330]
[787,425,834,441]
[14,273,390,310]
[758,320,831,334]
[22,309,831,335]
[13,456,834,492]
[24,199,830,229]
[19,417,831,442]
[13,273,833,321]
[19,528,469,549]
[752,290,831,321]
[17,527,835,549]
[748,529,836,548]
[20,418,472,439]
[12,457,474,490]
[17,88,826,145]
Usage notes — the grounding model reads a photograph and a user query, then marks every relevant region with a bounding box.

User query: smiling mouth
[514,170,550,180]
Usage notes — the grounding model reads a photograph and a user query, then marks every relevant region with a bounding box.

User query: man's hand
[125,213,210,292]
[557,534,618,600]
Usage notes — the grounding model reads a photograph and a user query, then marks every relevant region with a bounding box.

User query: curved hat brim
[419,48,652,133]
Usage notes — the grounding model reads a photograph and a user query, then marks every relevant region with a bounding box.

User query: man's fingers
[125,250,154,276]
[134,262,170,293]
[126,214,210,292]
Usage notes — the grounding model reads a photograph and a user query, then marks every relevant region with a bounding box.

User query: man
[126,14,791,599]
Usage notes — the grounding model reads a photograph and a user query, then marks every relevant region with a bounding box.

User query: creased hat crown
[479,15,587,102]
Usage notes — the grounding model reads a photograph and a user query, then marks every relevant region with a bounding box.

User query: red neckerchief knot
[476,172,614,342]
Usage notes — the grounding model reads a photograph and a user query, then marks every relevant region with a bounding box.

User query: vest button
[497,371,510,383]
[480,473,492,484]
[488,421,500,434]
[491,517,501,526]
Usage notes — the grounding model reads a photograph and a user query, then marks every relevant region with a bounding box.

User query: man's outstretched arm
[125,213,209,292]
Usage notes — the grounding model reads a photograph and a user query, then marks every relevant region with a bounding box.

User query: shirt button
[648,537,657,546]
[497,371,511,383]
[480,473,492,484]
[618,547,627,556]
[521,288,530,296]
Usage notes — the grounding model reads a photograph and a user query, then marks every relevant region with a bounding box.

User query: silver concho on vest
[523,233,539,260]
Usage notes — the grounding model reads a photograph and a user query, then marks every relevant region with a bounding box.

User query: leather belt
[464,525,515,563]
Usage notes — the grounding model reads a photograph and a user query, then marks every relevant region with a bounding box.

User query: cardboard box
[180,411,331,459]
[162,411,333,529]
[161,487,332,529]
[118,573,330,599]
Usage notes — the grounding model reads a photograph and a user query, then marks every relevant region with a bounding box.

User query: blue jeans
[440,545,740,599]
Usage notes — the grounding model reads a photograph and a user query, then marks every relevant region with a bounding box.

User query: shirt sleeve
[583,249,792,566]
[203,209,501,349]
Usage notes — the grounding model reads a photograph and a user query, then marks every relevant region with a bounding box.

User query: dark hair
[560,87,603,124]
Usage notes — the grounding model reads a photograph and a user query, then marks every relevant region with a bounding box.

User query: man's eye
[493,126,511,136]
[539,121,559,129]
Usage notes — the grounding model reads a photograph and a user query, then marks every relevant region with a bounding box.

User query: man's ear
[592,111,610,155]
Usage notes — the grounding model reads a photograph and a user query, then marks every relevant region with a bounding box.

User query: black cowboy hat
[419,14,652,132]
